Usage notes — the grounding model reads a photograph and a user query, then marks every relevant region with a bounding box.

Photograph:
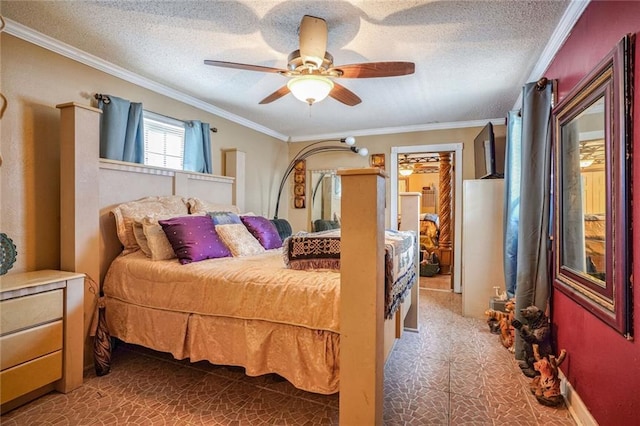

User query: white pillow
[215,224,265,257]
[111,196,188,254]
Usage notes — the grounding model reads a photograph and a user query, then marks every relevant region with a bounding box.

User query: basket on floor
[420,262,440,277]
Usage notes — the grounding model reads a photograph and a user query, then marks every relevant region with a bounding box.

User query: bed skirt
[104,297,340,394]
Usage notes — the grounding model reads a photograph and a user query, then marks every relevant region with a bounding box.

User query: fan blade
[329,82,362,106]
[299,15,328,69]
[259,85,291,104]
[204,60,284,74]
[332,62,415,78]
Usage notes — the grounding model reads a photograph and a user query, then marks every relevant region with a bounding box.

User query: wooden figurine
[483,298,515,353]
[512,305,552,377]
[530,344,567,407]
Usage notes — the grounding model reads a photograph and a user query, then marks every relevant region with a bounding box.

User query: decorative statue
[484,309,504,334]
[484,299,515,352]
[499,299,516,353]
[530,344,567,407]
[511,305,552,377]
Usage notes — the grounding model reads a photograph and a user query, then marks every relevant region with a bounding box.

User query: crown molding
[3,18,289,142]
[289,118,506,142]
[5,9,581,143]
[512,0,590,110]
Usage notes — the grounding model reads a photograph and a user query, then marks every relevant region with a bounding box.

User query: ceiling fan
[204,15,415,106]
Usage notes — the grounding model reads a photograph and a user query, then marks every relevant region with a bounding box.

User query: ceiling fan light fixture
[580,158,594,168]
[399,164,414,176]
[287,75,334,105]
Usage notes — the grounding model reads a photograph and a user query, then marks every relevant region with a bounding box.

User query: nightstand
[0,270,85,413]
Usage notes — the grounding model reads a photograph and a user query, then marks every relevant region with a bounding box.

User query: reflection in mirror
[561,96,606,283]
[553,33,634,337]
[310,170,341,231]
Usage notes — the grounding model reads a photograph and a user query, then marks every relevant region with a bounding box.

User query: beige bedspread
[103,250,340,333]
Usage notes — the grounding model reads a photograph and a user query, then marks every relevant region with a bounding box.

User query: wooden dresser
[0,270,85,413]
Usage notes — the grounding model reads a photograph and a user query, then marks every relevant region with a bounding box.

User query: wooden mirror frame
[552,34,634,337]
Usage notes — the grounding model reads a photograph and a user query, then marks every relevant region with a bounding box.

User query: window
[143,111,185,169]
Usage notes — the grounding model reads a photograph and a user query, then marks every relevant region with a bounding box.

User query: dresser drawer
[0,351,62,405]
[0,321,63,371]
[0,289,63,335]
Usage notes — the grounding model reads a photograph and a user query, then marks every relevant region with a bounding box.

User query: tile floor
[1,286,576,425]
[420,274,452,291]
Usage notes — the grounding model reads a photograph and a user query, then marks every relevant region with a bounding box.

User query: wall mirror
[553,34,634,337]
[309,170,342,231]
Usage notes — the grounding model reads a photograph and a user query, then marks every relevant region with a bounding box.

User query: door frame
[390,143,463,293]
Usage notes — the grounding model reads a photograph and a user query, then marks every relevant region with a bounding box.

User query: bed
[58,102,418,422]
[99,195,416,395]
[419,213,439,252]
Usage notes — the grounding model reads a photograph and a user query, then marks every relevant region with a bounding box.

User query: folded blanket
[283,229,341,271]
[283,229,417,318]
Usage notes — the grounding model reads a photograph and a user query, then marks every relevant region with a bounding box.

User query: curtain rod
[536,77,549,90]
[93,93,217,133]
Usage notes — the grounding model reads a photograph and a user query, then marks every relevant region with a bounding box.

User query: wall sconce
[273,137,368,219]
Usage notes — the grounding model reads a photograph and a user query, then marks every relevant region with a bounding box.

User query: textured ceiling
[2,0,572,141]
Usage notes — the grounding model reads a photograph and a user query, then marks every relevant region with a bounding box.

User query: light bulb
[358,147,369,157]
[343,136,356,146]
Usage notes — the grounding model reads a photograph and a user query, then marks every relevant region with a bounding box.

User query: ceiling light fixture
[287,75,334,105]
[580,158,594,168]
[399,164,414,177]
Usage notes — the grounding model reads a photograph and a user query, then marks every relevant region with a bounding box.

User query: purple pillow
[159,215,231,264]
[240,215,283,250]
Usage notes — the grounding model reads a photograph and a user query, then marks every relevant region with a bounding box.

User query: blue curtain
[98,95,144,163]
[183,120,212,174]
[503,110,522,298]
[513,80,553,361]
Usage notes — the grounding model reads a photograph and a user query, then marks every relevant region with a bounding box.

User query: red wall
[545,1,640,425]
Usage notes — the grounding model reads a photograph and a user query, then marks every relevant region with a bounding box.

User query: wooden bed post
[57,102,102,367]
[338,168,386,426]
[223,149,246,213]
[399,192,421,331]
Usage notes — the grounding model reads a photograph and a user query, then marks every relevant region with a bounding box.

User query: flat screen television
[473,122,505,179]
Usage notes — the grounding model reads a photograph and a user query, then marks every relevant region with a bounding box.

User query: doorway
[390,143,463,293]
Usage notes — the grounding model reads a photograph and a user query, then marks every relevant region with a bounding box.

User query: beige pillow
[215,223,265,257]
[111,196,188,254]
[142,217,177,261]
[132,221,151,257]
[187,198,239,215]
[135,213,207,261]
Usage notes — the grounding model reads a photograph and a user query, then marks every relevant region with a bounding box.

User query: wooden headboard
[58,102,239,363]
[97,160,235,281]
